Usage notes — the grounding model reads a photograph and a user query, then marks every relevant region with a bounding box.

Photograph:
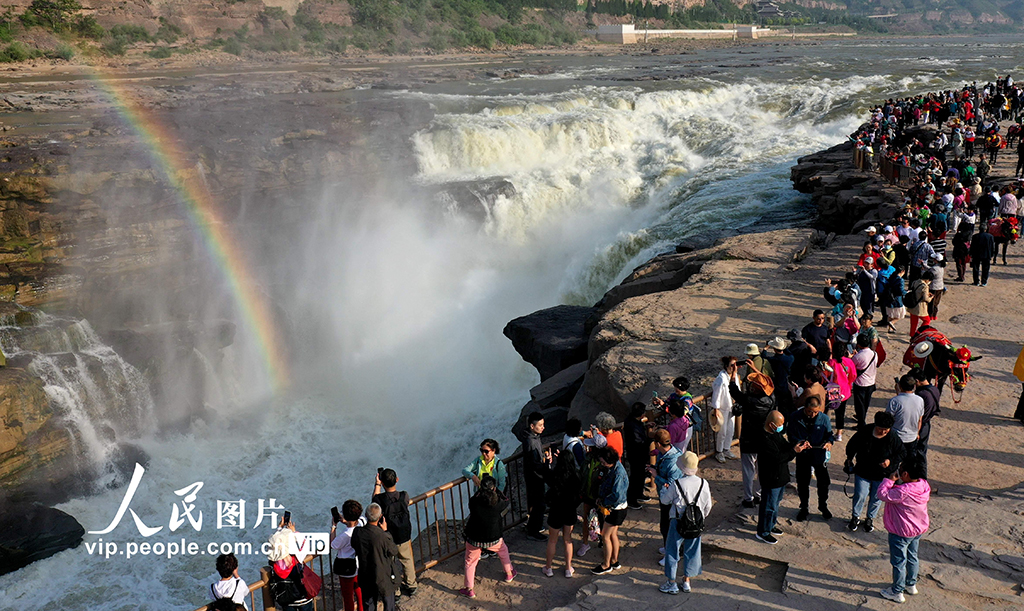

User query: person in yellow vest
[1014,345,1024,425]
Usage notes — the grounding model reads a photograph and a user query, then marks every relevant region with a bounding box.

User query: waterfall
[0,308,155,478]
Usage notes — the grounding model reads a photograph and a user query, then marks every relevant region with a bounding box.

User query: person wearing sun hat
[743,343,773,388]
[658,451,712,595]
[763,337,794,411]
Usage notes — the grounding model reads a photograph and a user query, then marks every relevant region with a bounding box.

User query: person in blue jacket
[592,447,629,576]
[788,396,835,522]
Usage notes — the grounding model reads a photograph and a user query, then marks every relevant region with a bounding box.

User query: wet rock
[503,305,595,381]
[0,502,84,576]
[431,178,516,222]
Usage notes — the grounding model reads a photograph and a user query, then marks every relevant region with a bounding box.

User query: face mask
[775,425,784,433]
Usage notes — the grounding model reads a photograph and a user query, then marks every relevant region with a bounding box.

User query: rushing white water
[0,51,1004,609]
[0,310,154,473]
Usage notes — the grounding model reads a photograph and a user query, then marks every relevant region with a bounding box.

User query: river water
[3,35,1024,611]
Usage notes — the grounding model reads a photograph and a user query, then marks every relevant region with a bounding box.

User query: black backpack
[674,479,706,540]
[903,281,921,308]
[267,563,307,606]
[376,491,412,544]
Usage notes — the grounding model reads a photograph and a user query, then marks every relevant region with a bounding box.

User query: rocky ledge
[505,228,821,434]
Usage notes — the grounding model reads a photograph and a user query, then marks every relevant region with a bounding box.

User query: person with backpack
[459,476,516,598]
[576,444,607,559]
[788,395,835,522]
[206,553,249,610]
[658,451,712,595]
[824,344,857,442]
[542,438,583,578]
[267,522,315,611]
[330,500,365,611]
[371,469,416,597]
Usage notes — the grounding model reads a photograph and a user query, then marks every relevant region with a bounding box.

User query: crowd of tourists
[198,78,1021,611]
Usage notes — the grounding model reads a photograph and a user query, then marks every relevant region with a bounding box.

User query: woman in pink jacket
[825,344,857,442]
[877,458,931,603]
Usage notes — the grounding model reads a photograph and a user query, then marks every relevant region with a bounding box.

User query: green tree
[27,0,82,32]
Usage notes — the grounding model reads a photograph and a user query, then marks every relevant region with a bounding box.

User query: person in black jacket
[913,370,941,478]
[522,411,548,540]
[460,476,516,598]
[730,372,776,509]
[372,468,416,595]
[352,503,399,611]
[623,403,653,509]
[970,225,995,286]
[756,411,810,545]
[844,411,905,533]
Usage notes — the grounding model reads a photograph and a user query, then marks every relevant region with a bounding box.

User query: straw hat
[913,341,934,359]
[767,336,788,351]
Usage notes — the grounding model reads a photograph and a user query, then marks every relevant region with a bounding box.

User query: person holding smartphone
[330,500,366,611]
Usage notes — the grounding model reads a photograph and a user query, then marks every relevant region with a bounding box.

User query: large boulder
[503,305,595,381]
[0,502,84,575]
[529,362,588,408]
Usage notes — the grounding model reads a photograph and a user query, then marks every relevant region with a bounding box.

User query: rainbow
[86,70,290,393]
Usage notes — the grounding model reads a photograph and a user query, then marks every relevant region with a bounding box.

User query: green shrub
[73,15,104,39]
[325,37,347,53]
[101,37,127,56]
[109,24,151,43]
[154,19,183,43]
[449,28,469,47]
[250,30,300,52]
[27,0,82,33]
[466,25,495,49]
[1,8,17,43]
[427,28,448,51]
[147,45,172,59]
[494,24,522,46]
[0,42,32,63]
[222,36,243,55]
[52,42,74,60]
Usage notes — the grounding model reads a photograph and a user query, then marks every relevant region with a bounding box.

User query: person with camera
[756,411,810,545]
[372,469,416,596]
[845,411,905,533]
[330,500,366,611]
[542,439,583,578]
[352,503,399,611]
[658,451,712,595]
[788,395,835,522]
[460,475,516,598]
[266,516,314,611]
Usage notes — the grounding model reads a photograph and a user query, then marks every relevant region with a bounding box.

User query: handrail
[191,392,732,611]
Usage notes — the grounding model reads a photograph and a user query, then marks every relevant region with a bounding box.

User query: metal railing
[191,391,740,611]
[879,155,912,186]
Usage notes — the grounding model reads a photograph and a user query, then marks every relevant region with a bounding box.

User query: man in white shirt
[850,335,878,430]
[207,553,249,610]
[711,356,737,463]
[886,374,924,456]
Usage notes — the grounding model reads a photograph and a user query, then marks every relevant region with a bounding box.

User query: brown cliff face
[0,365,82,501]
